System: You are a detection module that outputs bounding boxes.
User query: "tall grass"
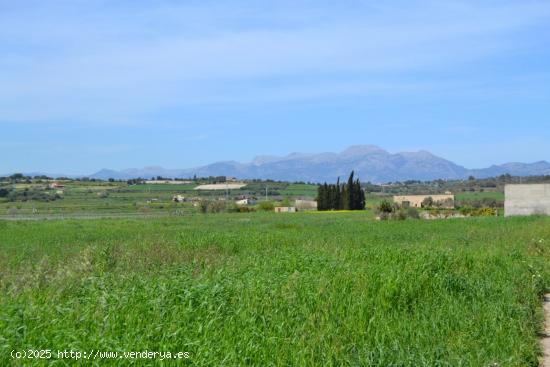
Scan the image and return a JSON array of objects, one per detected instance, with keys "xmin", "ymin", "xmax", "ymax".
[{"xmin": 0, "ymin": 214, "xmax": 549, "ymax": 366}]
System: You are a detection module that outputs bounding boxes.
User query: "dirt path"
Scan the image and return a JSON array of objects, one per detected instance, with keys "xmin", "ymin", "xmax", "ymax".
[{"xmin": 542, "ymin": 294, "xmax": 550, "ymax": 367}]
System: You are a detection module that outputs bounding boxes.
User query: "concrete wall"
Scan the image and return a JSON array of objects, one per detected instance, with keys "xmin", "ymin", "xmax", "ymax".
[
  {"xmin": 505, "ymin": 184, "xmax": 550, "ymax": 216},
  {"xmin": 295, "ymin": 199, "xmax": 318, "ymax": 210},
  {"xmin": 274, "ymin": 206, "xmax": 296, "ymax": 213}
]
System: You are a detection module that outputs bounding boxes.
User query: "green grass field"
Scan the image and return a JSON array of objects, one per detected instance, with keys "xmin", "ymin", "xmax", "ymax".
[
  {"xmin": 455, "ymin": 191, "xmax": 504, "ymax": 201},
  {"xmin": 1, "ymin": 214, "xmax": 549, "ymax": 366},
  {"xmin": 124, "ymin": 183, "xmax": 198, "ymax": 191},
  {"xmin": 279, "ymin": 183, "xmax": 318, "ymax": 197},
  {"xmin": 0, "ymin": 181, "xmax": 321, "ymax": 218}
]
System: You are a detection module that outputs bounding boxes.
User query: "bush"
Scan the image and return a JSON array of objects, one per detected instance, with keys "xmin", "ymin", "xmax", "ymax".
[
  {"xmin": 208, "ymin": 201, "xmax": 226, "ymax": 213},
  {"xmin": 459, "ymin": 206, "xmax": 474, "ymax": 216},
  {"xmin": 280, "ymin": 197, "xmax": 292, "ymax": 207},
  {"xmin": 393, "ymin": 209, "xmax": 407, "ymax": 220},
  {"xmin": 198, "ymin": 200, "xmax": 227, "ymax": 214},
  {"xmin": 459, "ymin": 206, "xmax": 496, "ymax": 217},
  {"xmin": 378, "ymin": 206, "xmax": 419, "ymax": 221},
  {"xmin": 258, "ymin": 201, "xmax": 275, "ymax": 212},
  {"xmin": 421, "ymin": 196, "xmax": 434, "ymax": 208},
  {"xmin": 6, "ymin": 188, "xmax": 61, "ymax": 202},
  {"xmin": 238, "ymin": 206, "xmax": 255, "ymax": 213},
  {"xmin": 473, "ymin": 207, "xmax": 496, "ymax": 217},
  {"xmin": 406, "ymin": 207, "xmax": 420, "ymax": 219},
  {"xmin": 457, "ymin": 198, "xmax": 502, "ymax": 209},
  {"xmin": 198, "ymin": 200, "xmax": 209, "ymax": 213},
  {"xmin": 377, "ymin": 199, "xmax": 394, "ymax": 214}
]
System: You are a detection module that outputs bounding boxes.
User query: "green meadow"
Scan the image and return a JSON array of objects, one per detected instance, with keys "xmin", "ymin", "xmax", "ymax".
[
  {"xmin": 1, "ymin": 213, "xmax": 549, "ymax": 366},
  {"xmin": 0, "ymin": 181, "xmax": 322, "ymax": 218},
  {"xmin": 455, "ymin": 191, "xmax": 505, "ymax": 201}
]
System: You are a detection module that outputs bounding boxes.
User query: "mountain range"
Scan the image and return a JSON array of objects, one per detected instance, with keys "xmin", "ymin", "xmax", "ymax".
[{"xmin": 84, "ymin": 145, "xmax": 550, "ymax": 183}]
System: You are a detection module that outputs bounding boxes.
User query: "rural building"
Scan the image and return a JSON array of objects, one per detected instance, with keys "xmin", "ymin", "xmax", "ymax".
[
  {"xmin": 235, "ymin": 198, "xmax": 256, "ymax": 206},
  {"xmin": 274, "ymin": 206, "xmax": 296, "ymax": 213},
  {"xmin": 49, "ymin": 182, "xmax": 65, "ymax": 189},
  {"xmin": 505, "ymin": 184, "xmax": 550, "ymax": 216},
  {"xmin": 295, "ymin": 199, "xmax": 318, "ymax": 211},
  {"xmin": 172, "ymin": 195, "xmax": 185, "ymax": 202},
  {"xmin": 393, "ymin": 194, "xmax": 454, "ymax": 208}
]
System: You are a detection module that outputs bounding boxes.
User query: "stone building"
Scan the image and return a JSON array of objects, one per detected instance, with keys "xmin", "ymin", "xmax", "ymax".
[{"xmin": 393, "ymin": 194, "xmax": 454, "ymax": 208}]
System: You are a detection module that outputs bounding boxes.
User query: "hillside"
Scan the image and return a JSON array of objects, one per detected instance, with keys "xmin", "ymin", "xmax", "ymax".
[{"xmin": 88, "ymin": 145, "xmax": 550, "ymax": 183}]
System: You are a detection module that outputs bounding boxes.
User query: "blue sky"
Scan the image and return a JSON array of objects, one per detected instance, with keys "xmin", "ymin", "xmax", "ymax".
[{"xmin": 1, "ymin": 0, "xmax": 550, "ymax": 175}]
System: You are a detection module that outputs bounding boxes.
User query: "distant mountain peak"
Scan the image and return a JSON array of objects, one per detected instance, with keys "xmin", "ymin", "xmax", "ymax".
[
  {"xmin": 252, "ymin": 155, "xmax": 281, "ymax": 165},
  {"xmin": 341, "ymin": 145, "xmax": 387, "ymax": 156},
  {"xmin": 397, "ymin": 150, "xmax": 437, "ymax": 158},
  {"xmin": 85, "ymin": 145, "xmax": 550, "ymax": 183}
]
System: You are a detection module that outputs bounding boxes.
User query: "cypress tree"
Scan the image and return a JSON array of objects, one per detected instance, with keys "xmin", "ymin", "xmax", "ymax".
[
  {"xmin": 327, "ymin": 183, "xmax": 332, "ymax": 210},
  {"xmin": 317, "ymin": 183, "xmax": 326, "ymax": 210},
  {"xmin": 334, "ymin": 178, "xmax": 341, "ymax": 210},
  {"xmin": 319, "ymin": 172, "xmax": 366, "ymax": 211},
  {"xmin": 358, "ymin": 179, "xmax": 365, "ymax": 209},
  {"xmin": 323, "ymin": 183, "xmax": 329, "ymax": 210},
  {"xmin": 343, "ymin": 171, "xmax": 353, "ymax": 210},
  {"xmin": 341, "ymin": 186, "xmax": 348, "ymax": 210},
  {"xmin": 320, "ymin": 184, "xmax": 324, "ymax": 211}
]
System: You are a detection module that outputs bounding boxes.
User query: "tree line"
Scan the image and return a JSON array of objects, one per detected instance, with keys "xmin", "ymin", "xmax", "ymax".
[{"xmin": 317, "ymin": 171, "xmax": 365, "ymax": 210}]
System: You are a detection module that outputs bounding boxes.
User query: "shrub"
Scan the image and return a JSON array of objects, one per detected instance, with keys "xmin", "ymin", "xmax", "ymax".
[
  {"xmin": 406, "ymin": 207, "xmax": 420, "ymax": 219},
  {"xmin": 6, "ymin": 188, "xmax": 61, "ymax": 202},
  {"xmin": 258, "ymin": 201, "xmax": 275, "ymax": 211},
  {"xmin": 459, "ymin": 206, "xmax": 474, "ymax": 216},
  {"xmin": 379, "ymin": 208, "xmax": 419, "ymax": 221},
  {"xmin": 198, "ymin": 200, "xmax": 227, "ymax": 213},
  {"xmin": 208, "ymin": 201, "xmax": 226, "ymax": 213},
  {"xmin": 377, "ymin": 199, "xmax": 394, "ymax": 214},
  {"xmin": 238, "ymin": 206, "xmax": 255, "ymax": 213},
  {"xmin": 198, "ymin": 200, "xmax": 209, "ymax": 213},
  {"xmin": 459, "ymin": 206, "xmax": 496, "ymax": 217},
  {"xmin": 421, "ymin": 196, "xmax": 434, "ymax": 208},
  {"xmin": 393, "ymin": 209, "xmax": 407, "ymax": 220},
  {"xmin": 473, "ymin": 207, "xmax": 496, "ymax": 217},
  {"xmin": 280, "ymin": 197, "xmax": 292, "ymax": 207}
]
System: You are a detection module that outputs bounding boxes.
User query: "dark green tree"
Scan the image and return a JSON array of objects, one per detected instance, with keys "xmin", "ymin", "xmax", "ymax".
[
  {"xmin": 317, "ymin": 172, "xmax": 365, "ymax": 211},
  {"xmin": 334, "ymin": 178, "xmax": 341, "ymax": 209}
]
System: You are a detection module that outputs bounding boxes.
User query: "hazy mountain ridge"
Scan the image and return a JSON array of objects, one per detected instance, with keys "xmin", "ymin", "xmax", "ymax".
[{"xmin": 84, "ymin": 145, "xmax": 550, "ymax": 183}]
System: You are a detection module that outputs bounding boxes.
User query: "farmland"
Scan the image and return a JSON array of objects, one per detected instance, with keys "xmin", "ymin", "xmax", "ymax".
[
  {"xmin": 455, "ymin": 191, "xmax": 505, "ymax": 201},
  {"xmin": 1, "ymin": 174, "xmax": 532, "ymax": 219},
  {"xmin": 0, "ymin": 180, "xmax": 322, "ymax": 219},
  {"xmin": 1, "ymin": 213, "xmax": 549, "ymax": 366}
]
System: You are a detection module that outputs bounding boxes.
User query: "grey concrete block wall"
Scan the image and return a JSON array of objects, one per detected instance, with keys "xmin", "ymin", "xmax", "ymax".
[{"xmin": 505, "ymin": 184, "xmax": 550, "ymax": 216}]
